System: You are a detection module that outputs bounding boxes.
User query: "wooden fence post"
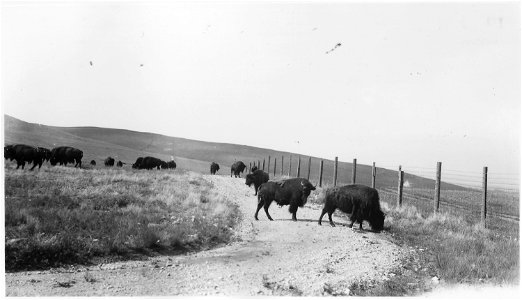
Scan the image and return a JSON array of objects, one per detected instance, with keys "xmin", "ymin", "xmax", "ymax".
[
  {"xmin": 297, "ymin": 156, "xmax": 301, "ymax": 177},
  {"xmin": 262, "ymin": 159, "xmax": 265, "ymax": 171},
  {"xmin": 333, "ymin": 156, "xmax": 338, "ymax": 186},
  {"xmin": 288, "ymin": 155, "xmax": 292, "ymax": 177},
  {"xmin": 482, "ymin": 166, "xmax": 488, "ymax": 228},
  {"xmin": 352, "ymin": 158, "xmax": 357, "ymax": 184},
  {"xmin": 319, "ymin": 160, "xmax": 324, "ymax": 187},
  {"xmin": 397, "ymin": 165, "xmax": 403, "ymax": 207},
  {"xmin": 307, "ymin": 157, "xmax": 312, "ymax": 180},
  {"xmin": 258, "ymin": 160, "xmax": 260, "ymax": 170},
  {"xmin": 281, "ymin": 156, "xmax": 284, "ymax": 176},
  {"xmin": 434, "ymin": 162, "xmax": 442, "ymax": 213},
  {"xmin": 267, "ymin": 156, "xmax": 271, "ymax": 174},
  {"xmin": 371, "ymin": 162, "xmax": 376, "ymax": 188},
  {"xmin": 249, "ymin": 162, "xmax": 252, "ymax": 173},
  {"xmin": 273, "ymin": 158, "xmax": 277, "ymax": 177}
]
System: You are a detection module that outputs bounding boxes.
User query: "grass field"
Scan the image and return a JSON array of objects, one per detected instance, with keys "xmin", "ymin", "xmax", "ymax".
[{"xmin": 4, "ymin": 166, "xmax": 241, "ymax": 271}]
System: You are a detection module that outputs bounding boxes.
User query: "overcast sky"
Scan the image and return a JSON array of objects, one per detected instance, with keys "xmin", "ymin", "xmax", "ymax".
[{"xmin": 1, "ymin": 1, "xmax": 520, "ymax": 185}]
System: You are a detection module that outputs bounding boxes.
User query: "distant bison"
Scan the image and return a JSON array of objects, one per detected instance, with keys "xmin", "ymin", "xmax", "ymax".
[
  {"xmin": 139, "ymin": 156, "xmax": 164, "ymax": 170},
  {"xmin": 4, "ymin": 144, "xmax": 46, "ymax": 170},
  {"xmin": 167, "ymin": 160, "xmax": 177, "ymax": 169},
  {"xmin": 50, "ymin": 146, "xmax": 83, "ymax": 168},
  {"xmin": 116, "ymin": 161, "xmax": 125, "ymax": 167},
  {"xmin": 90, "ymin": 160, "xmax": 96, "ymax": 166},
  {"xmin": 251, "ymin": 165, "xmax": 258, "ymax": 172},
  {"xmin": 255, "ymin": 178, "xmax": 316, "ymax": 221},
  {"xmin": 210, "ymin": 162, "xmax": 220, "ymax": 175},
  {"xmin": 132, "ymin": 157, "xmax": 143, "ymax": 169},
  {"xmin": 318, "ymin": 184, "xmax": 385, "ymax": 231},
  {"xmin": 245, "ymin": 169, "xmax": 269, "ymax": 195},
  {"xmin": 104, "ymin": 157, "xmax": 115, "ymax": 167},
  {"xmin": 230, "ymin": 161, "xmax": 247, "ymax": 178}
]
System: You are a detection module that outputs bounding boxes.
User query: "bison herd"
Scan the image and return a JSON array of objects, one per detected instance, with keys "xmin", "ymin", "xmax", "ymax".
[{"xmin": 5, "ymin": 147, "xmax": 385, "ymax": 231}]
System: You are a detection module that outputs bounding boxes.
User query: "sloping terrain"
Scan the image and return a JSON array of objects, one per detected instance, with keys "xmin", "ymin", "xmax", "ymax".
[{"xmin": 4, "ymin": 114, "xmax": 466, "ymax": 190}]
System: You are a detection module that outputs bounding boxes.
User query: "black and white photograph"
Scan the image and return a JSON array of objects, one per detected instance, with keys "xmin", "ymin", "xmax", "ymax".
[{"xmin": 1, "ymin": 0, "xmax": 520, "ymax": 297}]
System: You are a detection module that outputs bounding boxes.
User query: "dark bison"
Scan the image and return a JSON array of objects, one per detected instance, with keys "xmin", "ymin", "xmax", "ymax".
[
  {"xmin": 37, "ymin": 147, "xmax": 52, "ymax": 162},
  {"xmin": 318, "ymin": 184, "xmax": 385, "ymax": 231},
  {"xmin": 116, "ymin": 161, "xmax": 125, "ymax": 167},
  {"xmin": 167, "ymin": 160, "xmax": 177, "ymax": 169},
  {"xmin": 104, "ymin": 157, "xmax": 115, "ymax": 167},
  {"xmin": 210, "ymin": 162, "xmax": 220, "ymax": 174},
  {"xmin": 255, "ymin": 178, "xmax": 316, "ymax": 221},
  {"xmin": 245, "ymin": 169, "xmax": 269, "ymax": 195},
  {"xmin": 251, "ymin": 165, "xmax": 258, "ymax": 172},
  {"xmin": 50, "ymin": 146, "xmax": 83, "ymax": 168},
  {"xmin": 132, "ymin": 157, "xmax": 144, "ymax": 169},
  {"xmin": 139, "ymin": 156, "xmax": 164, "ymax": 170},
  {"xmin": 230, "ymin": 161, "xmax": 247, "ymax": 178},
  {"xmin": 90, "ymin": 160, "xmax": 96, "ymax": 166},
  {"xmin": 4, "ymin": 144, "xmax": 46, "ymax": 170}
]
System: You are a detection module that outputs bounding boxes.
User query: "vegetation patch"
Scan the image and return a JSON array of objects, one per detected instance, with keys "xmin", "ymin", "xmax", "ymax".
[{"xmin": 5, "ymin": 167, "xmax": 241, "ymax": 271}]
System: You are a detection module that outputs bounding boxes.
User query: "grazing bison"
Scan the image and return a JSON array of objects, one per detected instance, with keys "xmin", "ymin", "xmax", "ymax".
[
  {"xmin": 210, "ymin": 162, "xmax": 220, "ymax": 175},
  {"xmin": 132, "ymin": 157, "xmax": 144, "ymax": 169},
  {"xmin": 90, "ymin": 160, "xmax": 96, "ymax": 166},
  {"xmin": 245, "ymin": 169, "xmax": 269, "ymax": 195},
  {"xmin": 255, "ymin": 177, "xmax": 316, "ymax": 221},
  {"xmin": 167, "ymin": 160, "xmax": 177, "ymax": 169},
  {"xmin": 50, "ymin": 146, "xmax": 83, "ymax": 168},
  {"xmin": 104, "ymin": 157, "xmax": 115, "ymax": 167},
  {"xmin": 5, "ymin": 144, "xmax": 46, "ymax": 170},
  {"xmin": 138, "ymin": 156, "xmax": 164, "ymax": 170},
  {"xmin": 230, "ymin": 161, "xmax": 247, "ymax": 178},
  {"xmin": 318, "ymin": 184, "xmax": 385, "ymax": 231},
  {"xmin": 116, "ymin": 161, "xmax": 125, "ymax": 167}
]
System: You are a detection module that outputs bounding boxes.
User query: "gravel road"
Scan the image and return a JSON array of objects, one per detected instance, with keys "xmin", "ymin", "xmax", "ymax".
[{"xmin": 5, "ymin": 175, "xmax": 405, "ymax": 296}]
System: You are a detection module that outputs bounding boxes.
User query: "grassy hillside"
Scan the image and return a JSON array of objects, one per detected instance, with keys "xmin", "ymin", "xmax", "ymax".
[{"xmin": 4, "ymin": 114, "xmax": 465, "ymax": 190}]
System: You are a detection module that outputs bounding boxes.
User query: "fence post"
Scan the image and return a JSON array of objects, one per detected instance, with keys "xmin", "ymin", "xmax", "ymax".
[
  {"xmin": 397, "ymin": 165, "xmax": 403, "ymax": 207},
  {"xmin": 262, "ymin": 159, "xmax": 265, "ymax": 171},
  {"xmin": 288, "ymin": 155, "xmax": 292, "ymax": 177},
  {"xmin": 434, "ymin": 162, "xmax": 442, "ymax": 213},
  {"xmin": 482, "ymin": 166, "xmax": 488, "ymax": 228},
  {"xmin": 249, "ymin": 162, "xmax": 252, "ymax": 173},
  {"xmin": 307, "ymin": 157, "xmax": 312, "ymax": 180},
  {"xmin": 281, "ymin": 156, "xmax": 284, "ymax": 176},
  {"xmin": 319, "ymin": 160, "xmax": 324, "ymax": 187},
  {"xmin": 273, "ymin": 158, "xmax": 277, "ymax": 177},
  {"xmin": 333, "ymin": 156, "xmax": 338, "ymax": 186},
  {"xmin": 267, "ymin": 156, "xmax": 271, "ymax": 174},
  {"xmin": 352, "ymin": 158, "xmax": 357, "ymax": 184},
  {"xmin": 297, "ymin": 156, "xmax": 301, "ymax": 177},
  {"xmin": 371, "ymin": 162, "xmax": 376, "ymax": 188},
  {"xmin": 258, "ymin": 160, "xmax": 260, "ymax": 170}
]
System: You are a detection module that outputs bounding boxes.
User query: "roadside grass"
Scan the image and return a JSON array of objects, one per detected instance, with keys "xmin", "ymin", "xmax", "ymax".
[
  {"xmin": 5, "ymin": 167, "xmax": 241, "ymax": 271},
  {"xmin": 308, "ymin": 186, "xmax": 519, "ymax": 295}
]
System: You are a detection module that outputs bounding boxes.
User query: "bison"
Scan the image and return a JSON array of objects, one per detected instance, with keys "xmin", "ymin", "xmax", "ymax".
[
  {"xmin": 116, "ymin": 161, "xmax": 125, "ymax": 167},
  {"xmin": 318, "ymin": 184, "xmax": 385, "ymax": 231},
  {"xmin": 255, "ymin": 177, "xmax": 316, "ymax": 221},
  {"xmin": 138, "ymin": 156, "xmax": 164, "ymax": 170},
  {"xmin": 167, "ymin": 160, "xmax": 177, "ymax": 169},
  {"xmin": 104, "ymin": 157, "xmax": 115, "ymax": 167},
  {"xmin": 132, "ymin": 157, "xmax": 144, "ymax": 169},
  {"xmin": 90, "ymin": 160, "xmax": 96, "ymax": 166},
  {"xmin": 5, "ymin": 144, "xmax": 46, "ymax": 170},
  {"xmin": 251, "ymin": 165, "xmax": 258, "ymax": 172},
  {"xmin": 210, "ymin": 162, "xmax": 220, "ymax": 175},
  {"xmin": 230, "ymin": 161, "xmax": 247, "ymax": 178},
  {"xmin": 245, "ymin": 169, "xmax": 269, "ymax": 195},
  {"xmin": 37, "ymin": 147, "xmax": 52, "ymax": 162},
  {"xmin": 50, "ymin": 146, "xmax": 83, "ymax": 168}
]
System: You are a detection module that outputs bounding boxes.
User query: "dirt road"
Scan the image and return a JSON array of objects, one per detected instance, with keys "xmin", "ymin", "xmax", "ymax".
[{"xmin": 5, "ymin": 175, "xmax": 405, "ymax": 296}]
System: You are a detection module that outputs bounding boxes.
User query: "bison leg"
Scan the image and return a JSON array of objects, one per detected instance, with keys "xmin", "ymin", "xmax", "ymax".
[
  {"xmin": 318, "ymin": 209, "xmax": 327, "ymax": 225},
  {"xmin": 255, "ymin": 200, "xmax": 264, "ymax": 220},
  {"xmin": 254, "ymin": 185, "xmax": 258, "ymax": 196},
  {"xmin": 263, "ymin": 201, "xmax": 274, "ymax": 221},
  {"xmin": 328, "ymin": 211, "xmax": 336, "ymax": 227},
  {"xmin": 30, "ymin": 162, "xmax": 37, "ymax": 171},
  {"xmin": 289, "ymin": 205, "xmax": 298, "ymax": 221}
]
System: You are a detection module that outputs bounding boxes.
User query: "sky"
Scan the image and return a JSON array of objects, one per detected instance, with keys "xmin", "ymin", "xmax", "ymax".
[{"xmin": 1, "ymin": 0, "xmax": 520, "ymax": 187}]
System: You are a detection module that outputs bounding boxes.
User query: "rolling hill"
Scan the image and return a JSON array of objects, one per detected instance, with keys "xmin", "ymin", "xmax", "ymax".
[{"xmin": 3, "ymin": 114, "xmax": 466, "ymax": 190}]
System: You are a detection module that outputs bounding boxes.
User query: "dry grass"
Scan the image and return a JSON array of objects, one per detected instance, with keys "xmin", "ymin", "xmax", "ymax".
[{"xmin": 4, "ymin": 167, "xmax": 241, "ymax": 271}]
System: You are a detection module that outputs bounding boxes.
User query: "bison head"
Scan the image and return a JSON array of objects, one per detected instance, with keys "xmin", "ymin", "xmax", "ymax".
[
  {"xmin": 369, "ymin": 210, "xmax": 385, "ymax": 232},
  {"xmin": 251, "ymin": 166, "xmax": 258, "ymax": 172},
  {"xmin": 299, "ymin": 180, "xmax": 316, "ymax": 206},
  {"xmin": 245, "ymin": 174, "xmax": 255, "ymax": 186}
]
